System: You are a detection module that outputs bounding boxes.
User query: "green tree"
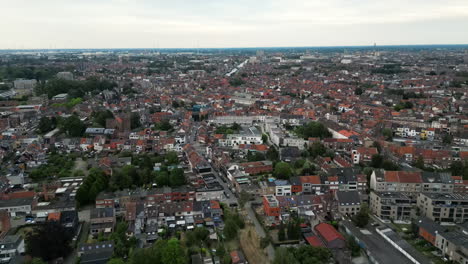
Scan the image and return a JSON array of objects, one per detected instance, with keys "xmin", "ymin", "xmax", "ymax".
[
  {"xmin": 382, "ymin": 128, "xmax": 393, "ymax": 141},
  {"xmin": 223, "ymin": 219, "xmax": 239, "ymax": 241},
  {"xmin": 155, "ymin": 120, "xmax": 173, "ymax": 131},
  {"xmin": 58, "ymin": 114, "xmax": 86, "ymax": 137},
  {"xmin": 266, "ymin": 146, "xmax": 279, "ymax": 161},
  {"xmin": 414, "ymin": 156, "xmax": 425, "ymax": 170},
  {"xmin": 370, "ymin": 154, "xmax": 383, "ymax": 168},
  {"xmin": 247, "ymin": 151, "xmax": 265, "ymax": 162},
  {"xmin": 278, "ymin": 223, "xmax": 286, "ymax": 241},
  {"xmin": 238, "ymin": 190, "xmax": 252, "ymax": 208},
  {"xmin": 26, "ymin": 222, "xmax": 72, "ymax": 261},
  {"xmin": 92, "ymin": 110, "xmax": 114, "ymax": 127},
  {"xmin": 294, "ymin": 122, "xmax": 331, "ymax": 139},
  {"xmin": 130, "ymin": 112, "xmax": 141, "ymax": 129},
  {"xmin": 274, "ymin": 162, "xmax": 293, "ymax": 179},
  {"xmin": 162, "ymin": 239, "xmax": 187, "ymax": 264},
  {"xmin": 308, "ymin": 142, "xmax": 326, "ymax": 157},
  {"xmin": 37, "ymin": 117, "xmax": 56, "ymax": 134},
  {"xmin": 169, "ymin": 168, "xmax": 186, "ymax": 187},
  {"xmin": 273, "ymin": 248, "xmax": 299, "ymax": 264},
  {"xmin": 355, "ymin": 87, "xmax": 363, "ymax": 95},
  {"xmin": 262, "ymin": 133, "xmax": 269, "ymax": 143},
  {"xmin": 353, "ymin": 204, "xmax": 370, "ymax": 228}
]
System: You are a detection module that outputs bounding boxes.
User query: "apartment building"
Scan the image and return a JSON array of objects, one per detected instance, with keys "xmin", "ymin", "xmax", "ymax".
[
  {"xmin": 417, "ymin": 193, "xmax": 468, "ymax": 223},
  {"xmin": 370, "ymin": 169, "xmax": 454, "ymax": 193},
  {"xmin": 369, "ymin": 191, "xmax": 415, "ymax": 221}
]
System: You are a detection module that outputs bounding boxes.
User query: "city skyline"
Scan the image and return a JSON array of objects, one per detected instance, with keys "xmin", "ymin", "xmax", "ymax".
[{"xmin": 1, "ymin": 0, "xmax": 468, "ymax": 49}]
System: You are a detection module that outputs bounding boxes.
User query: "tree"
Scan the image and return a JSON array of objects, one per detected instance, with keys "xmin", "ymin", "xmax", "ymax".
[
  {"xmin": 26, "ymin": 222, "xmax": 72, "ymax": 261},
  {"xmin": 130, "ymin": 112, "xmax": 141, "ymax": 129},
  {"xmin": 355, "ymin": 87, "xmax": 363, "ymax": 95},
  {"xmin": 382, "ymin": 128, "xmax": 393, "ymax": 141},
  {"xmin": 169, "ymin": 168, "xmax": 186, "ymax": 187},
  {"xmin": 247, "ymin": 151, "xmax": 265, "ymax": 162},
  {"xmin": 58, "ymin": 114, "xmax": 86, "ymax": 137},
  {"xmin": 155, "ymin": 120, "xmax": 173, "ymax": 131},
  {"xmin": 166, "ymin": 151, "xmax": 179, "ymax": 165},
  {"xmin": 274, "ymin": 162, "xmax": 293, "ymax": 179},
  {"xmin": 294, "ymin": 246, "xmax": 332, "ymax": 263},
  {"xmin": 266, "ymin": 146, "xmax": 279, "ymax": 161},
  {"xmin": 262, "ymin": 133, "xmax": 269, "ymax": 143},
  {"xmin": 294, "ymin": 122, "xmax": 331, "ymax": 139},
  {"xmin": 92, "ymin": 110, "xmax": 114, "ymax": 127},
  {"xmin": 278, "ymin": 223, "xmax": 286, "ymax": 241},
  {"xmin": 37, "ymin": 117, "xmax": 56, "ymax": 134},
  {"xmin": 238, "ymin": 190, "xmax": 252, "ymax": 208},
  {"xmin": 443, "ymin": 134, "xmax": 453, "ymax": 144},
  {"xmin": 353, "ymin": 205, "xmax": 370, "ymax": 228},
  {"xmin": 223, "ymin": 219, "xmax": 239, "ymax": 241},
  {"xmin": 347, "ymin": 236, "xmax": 361, "ymax": 257},
  {"xmin": 414, "ymin": 156, "xmax": 425, "ymax": 170},
  {"xmin": 309, "ymin": 142, "xmax": 326, "ymax": 157},
  {"xmin": 273, "ymin": 248, "xmax": 299, "ymax": 264},
  {"xmin": 370, "ymin": 154, "xmax": 383, "ymax": 168},
  {"xmin": 162, "ymin": 239, "xmax": 187, "ymax": 264},
  {"xmin": 286, "ymin": 219, "xmax": 301, "ymax": 240}
]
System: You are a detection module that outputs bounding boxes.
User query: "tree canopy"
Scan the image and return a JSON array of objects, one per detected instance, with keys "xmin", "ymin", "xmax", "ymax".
[
  {"xmin": 295, "ymin": 122, "xmax": 331, "ymax": 139},
  {"xmin": 274, "ymin": 162, "xmax": 293, "ymax": 179},
  {"xmin": 26, "ymin": 221, "xmax": 73, "ymax": 261}
]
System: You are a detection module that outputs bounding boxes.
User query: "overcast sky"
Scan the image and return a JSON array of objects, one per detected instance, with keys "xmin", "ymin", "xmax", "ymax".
[{"xmin": 1, "ymin": 0, "xmax": 468, "ymax": 49}]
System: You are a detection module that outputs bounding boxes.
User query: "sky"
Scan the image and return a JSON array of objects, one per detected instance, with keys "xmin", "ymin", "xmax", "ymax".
[{"xmin": 1, "ymin": 0, "xmax": 468, "ymax": 49}]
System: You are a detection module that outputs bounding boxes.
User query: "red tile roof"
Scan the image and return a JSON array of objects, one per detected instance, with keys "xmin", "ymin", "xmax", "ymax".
[
  {"xmin": 305, "ymin": 234, "xmax": 325, "ymax": 247},
  {"xmin": 315, "ymin": 223, "xmax": 345, "ymax": 243}
]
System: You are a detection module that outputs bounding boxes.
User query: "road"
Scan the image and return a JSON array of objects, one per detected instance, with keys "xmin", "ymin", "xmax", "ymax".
[
  {"xmin": 341, "ymin": 220, "xmax": 414, "ymax": 264},
  {"xmin": 245, "ymin": 201, "xmax": 275, "ymax": 262},
  {"xmin": 189, "ymin": 122, "xmax": 238, "ymax": 205}
]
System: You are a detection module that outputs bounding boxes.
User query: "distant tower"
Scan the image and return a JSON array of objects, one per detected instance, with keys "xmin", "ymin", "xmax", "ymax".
[{"xmin": 373, "ymin": 43, "xmax": 377, "ymax": 56}]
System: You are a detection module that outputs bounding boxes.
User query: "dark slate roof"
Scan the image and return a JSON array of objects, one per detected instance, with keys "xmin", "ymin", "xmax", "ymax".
[{"xmin": 336, "ymin": 191, "xmax": 361, "ymax": 206}]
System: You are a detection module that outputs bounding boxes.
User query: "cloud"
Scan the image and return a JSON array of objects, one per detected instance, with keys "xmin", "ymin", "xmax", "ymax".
[{"xmin": 0, "ymin": 0, "xmax": 467, "ymax": 48}]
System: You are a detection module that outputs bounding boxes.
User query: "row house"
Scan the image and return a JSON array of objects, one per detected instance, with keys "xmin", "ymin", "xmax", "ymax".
[
  {"xmin": 323, "ymin": 138, "xmax": 354, "ymax": 152},
  {"xmin": 370, "ymin": 169, "xmax": 454, "ymax": 193}
]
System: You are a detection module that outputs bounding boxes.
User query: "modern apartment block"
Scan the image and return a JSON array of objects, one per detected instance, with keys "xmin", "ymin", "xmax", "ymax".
[
  {"xmin": 369, "ymin": 191, "xmax": 415, "ymax": 221},
  {"xmin": 417, "ymin": 193, "xmax": 468, "ymax": 223}
]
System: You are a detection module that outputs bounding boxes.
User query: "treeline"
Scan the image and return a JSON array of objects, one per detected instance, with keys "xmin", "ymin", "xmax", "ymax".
[
  {"xmin": 0, "ymin": 65, "xmax": 61, "ymax": 81},
  {"xmin": 76, "ymin": 152, "xmax": 185, "ymax": 206},
  {"xmin": 35, "ymin": 76, "xmax": 117, "ymax": 99}
]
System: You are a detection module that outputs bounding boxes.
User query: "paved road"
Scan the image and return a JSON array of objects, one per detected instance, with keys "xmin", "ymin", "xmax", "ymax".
[
  {"xmin": 245, "ymin": 201, "xmax": 275, "ymax": 262},
  {"xmin": 342, "ymin": 220, "xmax": 413, "ymax": 264}
]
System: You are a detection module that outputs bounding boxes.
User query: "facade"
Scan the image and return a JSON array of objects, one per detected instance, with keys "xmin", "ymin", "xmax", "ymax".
[
  {"xmin": 263, "ymin": 195, "xmax": 280, "ymax": 219},
  {"xmin": 90, "ymin": 208, "xmax": 116, "ymax": 236},
  {"xmin": 0, "ymin": 197, "xmax": 33, "ymax": 217},
  {"xmin": 336, "ymin": 191, "xmax": 361, "ymax": 216},
  {"xmin": 369, "ymin": 192, "xmax": 415, "ymax": 221},
  {"xmin": 370, "ymin": 170, "xmax": 454, "ymax": 193},
  {"xmin": 417, "ymin": 193, "xmax": 468, "ymax": 223}
]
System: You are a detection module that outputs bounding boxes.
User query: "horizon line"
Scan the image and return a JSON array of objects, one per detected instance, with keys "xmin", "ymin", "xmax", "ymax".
[{"xmin": 1, "ymin": 43, "xmax": 468, "ymax": 51}]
